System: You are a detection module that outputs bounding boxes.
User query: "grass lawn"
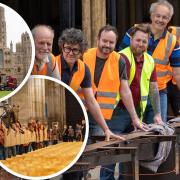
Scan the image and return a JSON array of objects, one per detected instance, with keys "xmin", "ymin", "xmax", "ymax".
[{"xmin": 0, "ymin": 91, "xmax": 12, "ymax": 98}]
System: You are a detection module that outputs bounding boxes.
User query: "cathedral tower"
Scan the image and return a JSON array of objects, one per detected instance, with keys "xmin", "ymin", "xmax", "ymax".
[{"xmin": 0, "ymin": 6, "xmax": 7, "ymax": 48}]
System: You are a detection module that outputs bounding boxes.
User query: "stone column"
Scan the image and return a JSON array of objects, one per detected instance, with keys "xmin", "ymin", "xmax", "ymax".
[
  {"xmin": 0, "ymin": 6, "xmax": 7, "ymax": 48},
  {"xmin": 11, "ymin": 78, "xmax": 66, "ymax": 127},
  {"xmin": 28, "ymin": 78, "xmax": 45, "ymax": 120},
  {"xmin": 45, "ymin": 80, "xmax": 66, "ymax": 130},
  {"xmin": 11, "ymin": 80, "xmax": 29, "ymax": 124},
  {"xmin": 28, "ymin": 78, "xmax": 35, "ymax": 118}
]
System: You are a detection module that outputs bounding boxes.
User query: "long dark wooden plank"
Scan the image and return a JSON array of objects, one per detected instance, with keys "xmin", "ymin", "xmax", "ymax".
[{"xmin": 85, "ymin": 131, "xmax": 152, "ymax": 153}]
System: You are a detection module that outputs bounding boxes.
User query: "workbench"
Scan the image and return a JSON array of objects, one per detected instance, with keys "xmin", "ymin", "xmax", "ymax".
[{"xmin": 68, "ymin": 130, "xmax": 178, "ymax": 180}]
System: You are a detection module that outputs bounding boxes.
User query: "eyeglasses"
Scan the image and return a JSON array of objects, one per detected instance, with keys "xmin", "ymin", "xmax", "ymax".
[{"xmin": 63, "ymin": 46, "xmax": 80, "ymax": 55}]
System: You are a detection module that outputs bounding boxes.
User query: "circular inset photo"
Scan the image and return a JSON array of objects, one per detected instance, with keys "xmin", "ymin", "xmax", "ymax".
[
  {"xmin": 0, "ymin": 3, "xmax": 35, "ymax": 101},
  {"xmin": 0, "ymin": 76, "xmax": 88, "ymax": 179}
]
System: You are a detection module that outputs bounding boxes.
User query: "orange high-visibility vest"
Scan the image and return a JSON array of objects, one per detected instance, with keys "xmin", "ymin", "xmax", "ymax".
[
  {"xmin": 152, "ymin": 31, "xmax": 176, "ymax": 90},
  {"xmin": 32, "ymin": 54, "xmax": 56, "ymax": 76},
  {"xmin": 168, "ymin": 26, "xmax": 180, "ymax": 44},
  {"xmin": 56, "ymin": 55, "xmax": 85, "ymax": 92},
  {"xmin": 168, "ymin": 26, "xmax": 180, "ymax": 85},
  {"xmin": 83, "ymin": 48, "xmax": 120, "ymax": 120}
]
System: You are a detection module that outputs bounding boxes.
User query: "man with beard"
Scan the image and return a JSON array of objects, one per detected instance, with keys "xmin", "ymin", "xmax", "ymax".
[
  {"xmin": 119, "ymin": 24, "xmax": 162, "ymax": 124},
  {"xmin": 118, "ymin": 0, "xmax": 180, "ymax": 123},
  {"xmin": 31, "ymin": 25, "xmax": 60, "ymax": 79},
  {"xmin": 83, "ymin": 25, "xmax": 147, "ymax": 138},
  {"xmin": 83, "ymin": 25, "xmax": 151, "ymax": 180}
]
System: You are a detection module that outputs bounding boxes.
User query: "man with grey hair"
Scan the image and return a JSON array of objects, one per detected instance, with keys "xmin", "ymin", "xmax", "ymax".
[
  {"xmin": 31, "ymin": 25, "xmax": 60, "ymax": 80},
  {"xmin": 56, "ymin": 28, "xmax": 88, "ymax": 84},
  {"xmin": 150, "ymin": 0, "xmax": 174, "ymax": 18},
  {"xmin": 119, "ymin": 0, "xmax": 180, "ymax": 124}
]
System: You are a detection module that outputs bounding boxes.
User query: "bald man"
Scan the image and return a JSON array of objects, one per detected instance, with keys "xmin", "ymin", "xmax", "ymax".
[{"xmin": 31, "ymin": 25, "xmax": 60, "ymax": 79}]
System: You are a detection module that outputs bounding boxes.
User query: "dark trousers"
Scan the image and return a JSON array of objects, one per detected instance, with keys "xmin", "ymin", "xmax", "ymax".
[{"xmin": 167, "ymin": 81, "xmax": 180, "ymax": 116}]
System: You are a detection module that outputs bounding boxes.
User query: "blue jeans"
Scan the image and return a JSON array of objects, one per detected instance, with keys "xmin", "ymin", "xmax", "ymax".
[
  {"xmin": 167, "ymin": 82, "xmax": 180, "ymax": 116},
  {"xmin": 100, "ymin": 107, "xmax": 132, "ymax": 180},
  {"xmin": 0, "ymin": 144, "xmax": 5, "ymax": 160},
  {"xmin": 4, "ymin": 147, "xmax": 8, "ymax": 159},
  {"xmin": 143, "ymin": 91, "xmax": 167, "ymax": 124},
  {"xmin": 4, "ymin": 146, "xmax": 16, "ymax": 158},
  {"xmin": 88, "ymin": 112, "xmax": 104, "ymax": 144},
  {"xmin": 88, "ymin": 107, "xmax": 132, "ymax": 138},
  {"xmin": 16, "ymin": 145, "xmax": 20, "ymax": 155},
  {"xmin": 28, "ymin": 143, "xmax": 33, "ymax": 152},
  {"xmin": 11, "ymin": 146, "xmax": 16, "ymax": 157},
  {"xmin": 160, "ymin": 91, "xmax": 167, "ymax": 122},
  {"xmin": 88, "ymin": 107, "xmax": 132, "ymax": 180}
]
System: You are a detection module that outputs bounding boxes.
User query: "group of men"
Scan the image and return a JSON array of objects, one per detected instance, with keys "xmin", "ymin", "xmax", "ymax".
[
  {"xmin": 62, "ymin": 123, "xmax": 84, "ymax": 142},
  {"xmin": 31, "ymin": 0, "xmax": 180, "ymax": 179},
  {"xmin": 0, "ymin": 115, "xmax": 50, "ymax": 160}
]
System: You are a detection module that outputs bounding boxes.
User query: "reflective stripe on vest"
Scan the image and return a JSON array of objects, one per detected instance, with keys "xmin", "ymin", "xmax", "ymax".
[
  {"xmin": 97, "ymin": 91, "xmax": 117, "ymax": 98},
  {"xmin": 120, "ymin": 47, "xmax": 154, "ymax": 120},
  {"xmin": 56, "ymin": 55, "xmax": 85, "ymax": 92},
  {"xmin": 141, "ymin": 95, "xmax": 148, "ymax": 101},
  {"xmin": 157, "ymin": 71, "xmax": 171, "ymax": 77},
  {"xmin": 83, "ymin": 48, "xmax": 120, "ymax": 120},
  {"xmin": 152, "ymin": 31, "xmax": 176, "ymax": 90},
  {"xmin": 154, "ymin": 33, "xmax": 173, "ymax": 66},
  {"xmin": 99, "ymin": 103, "xmax": 114, "ymax": 109},
  {"xmin": 98, "ymin": 91, "xmax": 117, "ymax": 110}
]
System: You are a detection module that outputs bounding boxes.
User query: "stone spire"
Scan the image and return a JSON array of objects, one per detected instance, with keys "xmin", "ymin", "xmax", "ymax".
[
  {"xmin": 0, "ymin": 6, "xmax": 7, "ymax": 47},
  {"xmin": 10, "ymin": 40, "xmax": 13, "ymax": 52}
]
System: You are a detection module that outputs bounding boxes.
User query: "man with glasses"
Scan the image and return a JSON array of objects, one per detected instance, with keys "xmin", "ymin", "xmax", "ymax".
[
  {"xmin": 57, "ymin": 27, "xmax": 125, "ymax": 180},
  {"xmin": 56, "ymin": 27, "xmax": 123, "ymax": 141},
  {"xmin": 31, "ymin": 25, "xmax": 60, "ymax": 80},
  {"xmin": 118, "ymin": 0, "xmax": 180, "ymax": 123}
]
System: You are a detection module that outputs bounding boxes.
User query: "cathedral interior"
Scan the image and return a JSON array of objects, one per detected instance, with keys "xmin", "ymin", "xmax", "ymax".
[
  {"xmin": 0, "ymin": 77, "xmax": 86, "ymax": 178},
  {"xmin": 1, "ymin": 77, "xmax": 85, "ymax": 131}
]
